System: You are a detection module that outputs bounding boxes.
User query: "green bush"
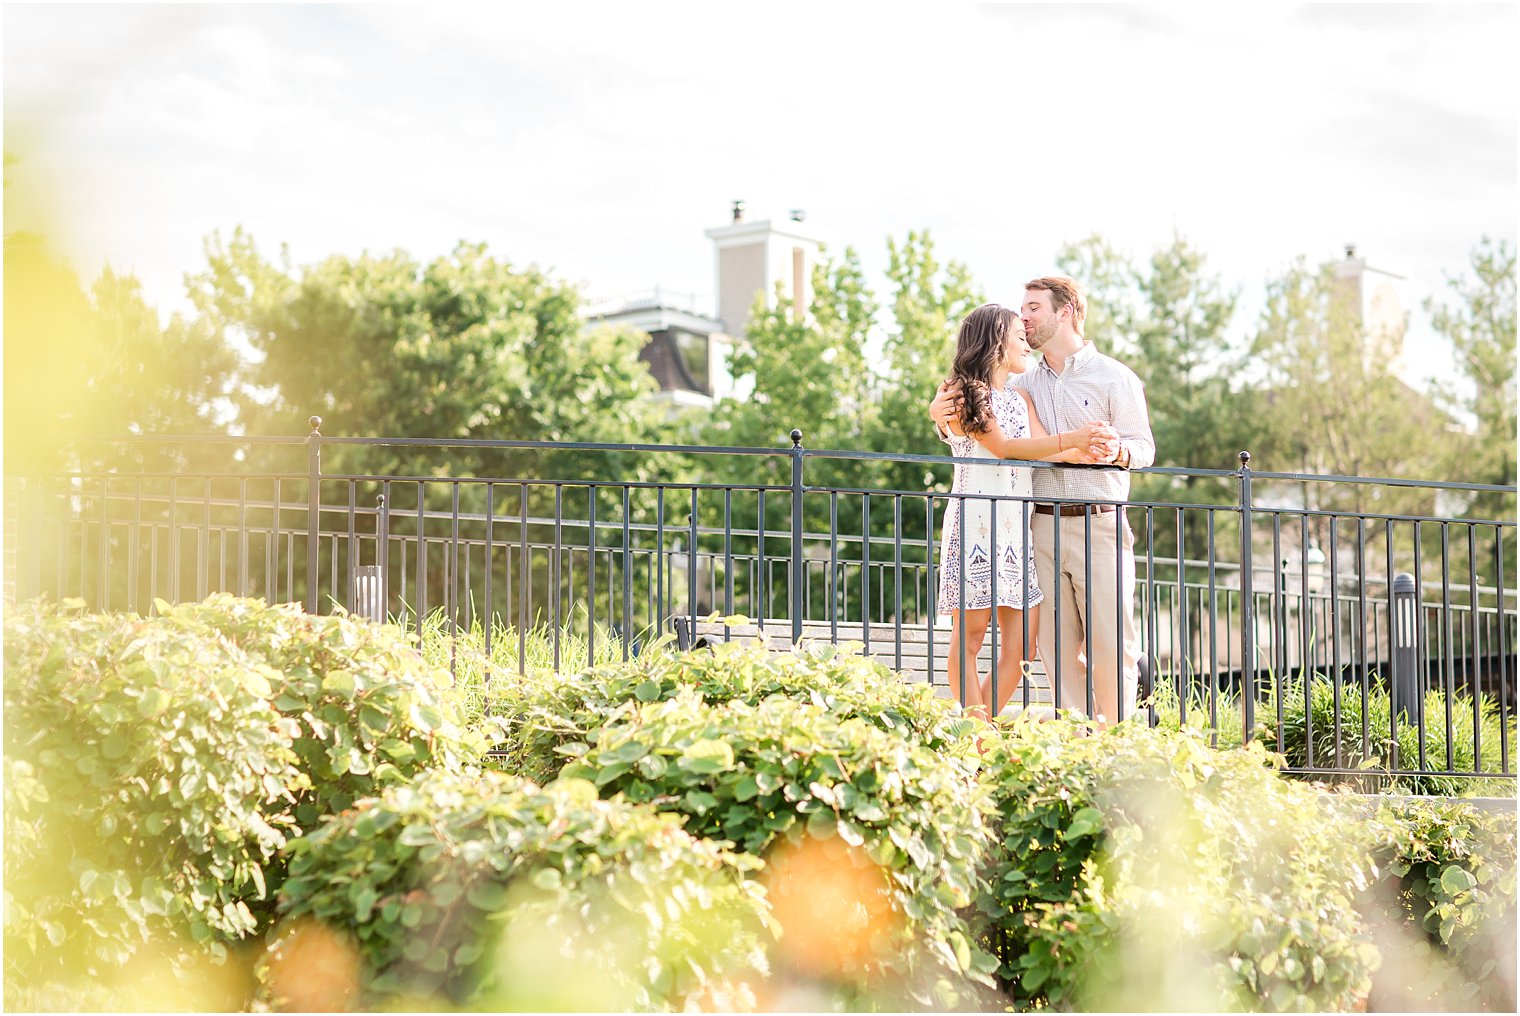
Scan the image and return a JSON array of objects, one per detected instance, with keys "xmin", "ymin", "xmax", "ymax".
[
  {"xmin": 412, "ymin": 607, "xmax": 633, "ymax": 726},
  {"xmin": 491, "ymin": 639, "xmax": 971, "ymax": 783},
  {"xmin": 1365, "ymin": 798, "xmax": 1517, "ymax": 1011},
  {"xmin": 271, "ymin": 768, "xmax": 772, "ymax": 1011},
  {"xmin": 559, "ymin": 688, "xmax": 997, "ymax": 1008},
  {"xmin": 1149, "ymin": 674, "xmax": 1516, "ymax": 796},
  {"xmin": 164, "ymin": 596, "xmax": 494, "ymax": 827},
  {"xmin": 4, "ymin": 599, "xmax": 305, "ymax": 997},
  {"xmin": 3, "ymin": 595, "xmax": 488, "ymax": 1001},
  {"xmin": 977, "ymin": 718, "xmax": 1388, "ymax": 1012}
]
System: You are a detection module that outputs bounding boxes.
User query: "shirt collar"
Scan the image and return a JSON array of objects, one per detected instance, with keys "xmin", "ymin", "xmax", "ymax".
[{"xmin": 1037, "ymin": 340, "xmax": 1097, "ymax": 377}]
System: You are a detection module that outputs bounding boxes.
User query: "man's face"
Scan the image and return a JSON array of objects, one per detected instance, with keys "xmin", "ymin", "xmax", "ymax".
[{"xmin": 1022, "ymin": 289, "xmax": 1060, "ymax": 350}]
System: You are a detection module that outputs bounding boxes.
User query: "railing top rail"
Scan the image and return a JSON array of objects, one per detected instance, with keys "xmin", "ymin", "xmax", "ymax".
[{"xmin": 1249, "ymin": 468, "xmax": 1517, "ymax": 494}]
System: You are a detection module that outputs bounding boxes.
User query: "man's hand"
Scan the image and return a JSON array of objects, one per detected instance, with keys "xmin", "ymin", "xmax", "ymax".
[
  {"xmin": 1069, "ymin": 421, "xmax": 1119, "ymax": 458},
  {"xmin": 1094, "ymin": 437, "xmax": 1126, "ymax": 465},
  {"xmin": 930, "ymin": 380, "xmax": 963, "ymax": 431}
]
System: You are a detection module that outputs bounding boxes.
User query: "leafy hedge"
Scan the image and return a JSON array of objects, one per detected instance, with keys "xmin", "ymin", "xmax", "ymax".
[
  {"xmin": 270, "ymin": 768, "xmax": 772, "ymax": 1011},
  {"xmin": 975, "ymin": 715, "xmax": 1517, "ymax": 1013},
  {"xmin": 6, "ymin": 598, "xmax": 1513, "ymax": 1012},
  {"xmin": 557, "ymin": 688, "xmax": 997, "ymax": 1007},
  {"xmin": 978, "ymin": 719, "xmax": 1389, "ymax": 1012},
  {"xmin": 1366, "ymin": 798, "xmax": 1517, "ymax": 1011},
  {"xmin": 2, "ymin": 596, "xmax": 486, "ymax": 1000},
  {"xmin": 489, "ymin": 638, "xmax": 971, "ymax": 782},
  {"xmin": 1149, "ymin": 674, "xmax": 1515, "ymax": 796}
]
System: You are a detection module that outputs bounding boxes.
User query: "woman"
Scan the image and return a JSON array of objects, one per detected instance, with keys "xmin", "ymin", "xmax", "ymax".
[{"xmin": 937, "ymin": 303, "xmax": 1114, "ymax": 721}]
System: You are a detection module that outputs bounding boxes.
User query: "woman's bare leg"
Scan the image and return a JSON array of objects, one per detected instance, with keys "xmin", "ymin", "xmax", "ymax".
[
  {"xmin": 947, "ymin": 609, "xmax": 991, "ymax": 720},
  {"xmin": 981, "ymin": 606, "xmax": 1040, "ymax": 717}
]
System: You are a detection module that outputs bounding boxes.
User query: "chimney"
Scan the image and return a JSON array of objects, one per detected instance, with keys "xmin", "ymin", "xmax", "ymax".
[{"xmin": 705, "ymin": 203, "xmax": 822, "ymax": 340}]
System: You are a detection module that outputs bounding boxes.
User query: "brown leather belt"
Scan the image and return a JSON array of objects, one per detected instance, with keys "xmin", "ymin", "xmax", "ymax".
[{"xmin": 1034, "ymin": 504, "xmax": 1117, "ymax": 517}]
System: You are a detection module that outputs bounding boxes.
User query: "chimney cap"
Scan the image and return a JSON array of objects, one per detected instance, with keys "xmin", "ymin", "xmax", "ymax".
[
  {"xmin": 789, "ymin": 208, "xmax": 806, "ymax": 222},
  {"xmin": 731, "ymin": 200, "xmax": 745, "ymax": 222},
  {"xmin": 1344, "ymin": 243, "xmax": 1358, "ymax": 259}
]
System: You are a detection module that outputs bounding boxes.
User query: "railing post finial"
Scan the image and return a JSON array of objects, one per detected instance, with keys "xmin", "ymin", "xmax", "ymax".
[
  {"xmin": 1239, "ymin": 450, "xmax": 1251, "ymax": 468},
  {"xmin": 309, "ymin": 415, "xmax": 323, "ymax": 436},
  {"xmin": 790, "ymin": 429, "xmax": 803, "ymax": 448}
]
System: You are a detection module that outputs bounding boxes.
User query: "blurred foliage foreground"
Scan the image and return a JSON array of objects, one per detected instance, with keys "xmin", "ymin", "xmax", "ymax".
[{"xmin": 4, "ymin": 597, "xmax": 1516, "ymax": 1012}]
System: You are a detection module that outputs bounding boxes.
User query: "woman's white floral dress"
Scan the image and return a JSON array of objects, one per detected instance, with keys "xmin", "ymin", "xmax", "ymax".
[{"xmin": 937, "ymin": 384, "xmax": 1043, "ymax": 614}]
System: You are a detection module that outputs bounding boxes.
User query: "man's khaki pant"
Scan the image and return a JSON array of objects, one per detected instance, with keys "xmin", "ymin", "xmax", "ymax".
[{"xmin": 1031, "ymin": 509, "xmax": 1140, "ymax": 724}]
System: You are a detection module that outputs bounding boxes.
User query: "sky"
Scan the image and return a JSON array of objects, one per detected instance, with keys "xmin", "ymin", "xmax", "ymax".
[{"xmin": 4, "ymin": 3, "xmax": 1517, "ymax": 390}]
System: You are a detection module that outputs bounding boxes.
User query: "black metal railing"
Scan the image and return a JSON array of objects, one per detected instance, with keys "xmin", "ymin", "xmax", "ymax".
[{"xmin": 5, "ymin": 421, "xmax": 1515, "ymax": 786}]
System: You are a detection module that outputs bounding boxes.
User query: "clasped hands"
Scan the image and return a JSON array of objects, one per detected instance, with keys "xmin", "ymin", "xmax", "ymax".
[{"xmin": 930, "ymin": 380, "xmax": 1122, "ymax": 463}]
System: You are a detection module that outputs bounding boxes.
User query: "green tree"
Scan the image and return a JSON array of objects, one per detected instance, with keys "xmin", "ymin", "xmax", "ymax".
[
  {"xmin": 1055, "ymin": 233, "xmax": 1140, "ymax": 357},
  {"xmin": 3, "ymin": 234, "xmax": 235, "ymax": 475},
  {"xmin": 1248, "ymin": 258, "xmax": 1453, "ymax": 526},
  {"xmin": 1425, "ymin": 237, "xmax": 1516, "ymax": 518},
  {"xmin": 871, "ymin": 230, "xmax": 983, "ymax": 492},
  {"xmin": 188, "ymin": 229, "xmax": 668, "ymax": 482},
  {"xmin": 708, "ymin": 247, "xmax": 877, "ymax": 459}
]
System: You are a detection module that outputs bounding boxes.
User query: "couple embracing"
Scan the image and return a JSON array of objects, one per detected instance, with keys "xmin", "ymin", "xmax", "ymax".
[{"xmin": 930, "ymin": 276, "xmax": 1154, "ymax": 729}]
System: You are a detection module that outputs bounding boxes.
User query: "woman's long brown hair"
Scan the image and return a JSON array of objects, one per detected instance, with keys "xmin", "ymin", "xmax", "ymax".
[{"xmin": 948, "ymin": 303, "xmax": 1019, "ymax": 437}]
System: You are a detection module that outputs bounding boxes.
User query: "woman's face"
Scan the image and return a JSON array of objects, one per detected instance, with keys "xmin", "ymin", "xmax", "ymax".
[{"xmin": 1003, "ymin": 319, "xmax": 1033, "ymax": 374}]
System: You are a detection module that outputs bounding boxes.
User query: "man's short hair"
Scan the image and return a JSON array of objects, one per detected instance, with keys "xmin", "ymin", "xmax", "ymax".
[{"xmin": 1026, "ymin": 275, "xmax": 1087, "ymax": 335}]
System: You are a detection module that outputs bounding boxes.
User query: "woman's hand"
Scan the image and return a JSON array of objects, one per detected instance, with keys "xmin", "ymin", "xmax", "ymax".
[{"xmin": 1063, "ymin": 421, "xmax": 1119, "ymax": 457}]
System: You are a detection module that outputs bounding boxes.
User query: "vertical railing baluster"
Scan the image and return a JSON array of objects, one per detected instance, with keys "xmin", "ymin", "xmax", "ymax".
[
  {"xmin": 1467, "ymin": 525, "xmax": 1482, "ymax": 774},
  {"xmin": 306, "ymin": 416, "xmax": 322, "ymax": 613},
  {"xmin": 520, "ymin": 484, "xmax": 530, "ymax": 674},
  {"xmin": 484, "ymin": 482, "xmax": 494, "ymax": 672},
  {"xmin": 1413, "ymin": 521, "xmax": 1426, "ymax": 771},
  {"xmin": 169, "ymin": 477, "xmax": 180, "ymax": 604},
  {"xmin": 1238, "ymin": 452, "xmax": 1255, "ymax": 740},
  {"xmin": 686, "ymin": 487, "xmax": 697, "ymax": 641},
  {"xmin": 1356, "ymin": 516, "xmax": 1369, "ymax": 765},
  {"xmin": 1299, "ymin": 513, "xmax": 1314, "ymax": 770},
  {"xmin": 723, "ymin": 488, "xmax": 734, "ymax": 640},
  {"xmin": 1441, "ymin": 523, "xmax": 1455, "ymax": 772},
  {"xmin": 347, "ymin": 481, "xmax": 358, "ymax": 611},
  {"xmin": 830, "ymin": 493, "xmax": 840, "ymax": 644},
  {"xmin": 130, "ymin": 477, "xmax": 142, "ymax": 613},
  {"xmin": 861, "ymin": 494, "xmax": 871, "ymax": 655},
  {"xmin": 1493, "ymin": 531, "xmax": 1511, "ymax": 775},
  {"xmin": 1330, "ymin": 515, "xmax": 1342, "ymax": 769},
  {"xmin": 893, "ymin": 494, "xmax": 904, "ymax": 674},
  {"xmin": 553, "ymin": 485, "xmax": 564, "ymax": 670},
  {"xmin": 99, "ymin": 477, "xmax": 110, "ymax": 610},
  {"xmin": 1206, "ymin": 509, "xmax": 1218, "ymax": 744},
  {"xmin": 589, "ymin": 487, "xmax": 599, "ymax": 664},
  {"xmin": 790, "ymin": 430, "xmax": 805, "ymax": 645},
  {"xmin": 622, "ymin": 485, "xmax": 634, "ymax": 660},
  {"xmin": 415, "ymin": 481, "xmax": 427, "ymax": 625},
  {"xmin": 757, "ymin": 489, "xmax": 767, "ymax": 627},
  {"xmin": 1386, "ymin": 519, "xmax": 1400, "ymax": 773}
]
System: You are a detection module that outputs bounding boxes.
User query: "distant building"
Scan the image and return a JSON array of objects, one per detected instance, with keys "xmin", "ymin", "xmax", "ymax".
[
  {"xmin": 583, "ymin": 201, "xmax": 823, "ymax": 408},
  {"xmin": 1330, "ymin": 243, "xmax": 1413, "ymax": 383}
]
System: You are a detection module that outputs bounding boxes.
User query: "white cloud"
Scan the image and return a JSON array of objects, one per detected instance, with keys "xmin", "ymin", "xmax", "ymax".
[{"xmin": 3, "ymin": 0, "xmax": 1513, "ymax": 395}]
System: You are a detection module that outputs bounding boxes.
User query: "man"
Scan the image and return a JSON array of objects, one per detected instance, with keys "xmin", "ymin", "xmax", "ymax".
[{"xmin": 931, "ymin": 276, "xmax": 1154, "ymax": 726}]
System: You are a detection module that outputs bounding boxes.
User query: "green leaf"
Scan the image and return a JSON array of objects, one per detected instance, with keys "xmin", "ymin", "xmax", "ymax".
[
  {"xmin": 466, "ymin": 882, "xmax": 508, "ymax": 911},
  {"xmin": 321, "ymin": 670, "xmax": 357, "ymax": 700},
  {"xmin": 678, "ymin": 739, "xmax": 735, "ymax": 774},
  {"xmin": 1439, "ymin": 865, "xmax": 1477, "ymax": 895}
]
